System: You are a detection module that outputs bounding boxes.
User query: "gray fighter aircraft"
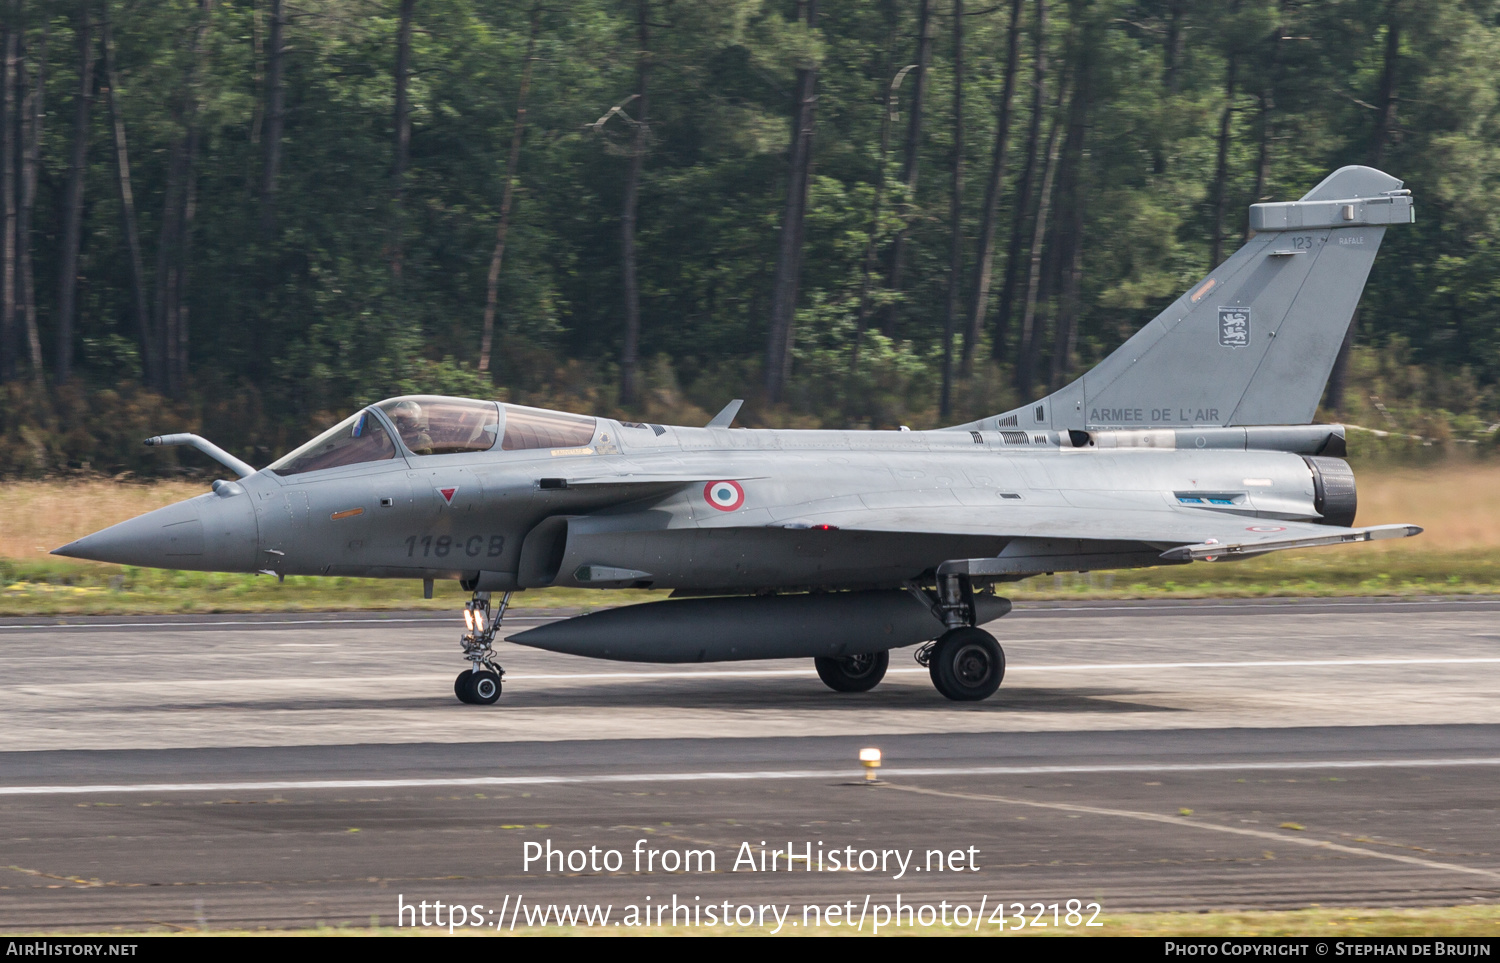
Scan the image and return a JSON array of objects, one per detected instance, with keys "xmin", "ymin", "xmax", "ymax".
[{"xmin": 55, "ymin": 166, "xmax": 1421, "ymax": 705}]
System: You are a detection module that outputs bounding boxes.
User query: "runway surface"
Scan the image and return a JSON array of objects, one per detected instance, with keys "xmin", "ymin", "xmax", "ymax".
[{"xmin": 2, "ymin": 597, "xmax": 1497, "ymax": 931}]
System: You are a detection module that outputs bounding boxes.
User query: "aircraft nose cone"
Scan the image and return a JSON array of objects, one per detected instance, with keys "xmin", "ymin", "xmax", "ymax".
[{"xmin": 52, "ymin": 490, "xmax": 259, "ymax": 572}]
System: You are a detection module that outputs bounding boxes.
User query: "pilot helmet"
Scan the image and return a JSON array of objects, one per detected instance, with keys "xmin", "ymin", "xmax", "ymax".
[{"xmin": 389, "ymin": 400, "xmax": 424, "ymax": 429}]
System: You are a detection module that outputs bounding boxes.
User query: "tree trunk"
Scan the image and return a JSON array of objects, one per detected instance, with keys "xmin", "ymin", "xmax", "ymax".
[
  {"xmin": 1, "ymin": 21, "xmax": 18, "ymax": 383},
  {"xmin": 161, "ymin": 0, "xmax": 212, "ymax": 396},
  {"xmin": 1208, "ymin": 2, "xmax": 1240, "ymax": 269},
  {"xmin": 56, "ymin": 4, "xmax": 95, "ymax": 387},
  {"xmin": 1249, "ymin": 0, "xmax": 1284, "ymax": 220},
  {"xmin": 1369, "ymin": 12, "xmax": 1400, "ymax": 168},
  {"xmin": 18, "ymin": 17, "xmax": 45, "ymax": 387},
  {"xmin": 1163, "ymin": 0, "xmax": 1185, "ymax": 94},
  {"xmin": 259, "ymin": 0, "xmax": 284, "ymax": 236},
  {"xmin": 994, "ymin": 0, "xmax": 1046, "ymax": 363},
  {"xmin": 619, "ymin": 0, "xmax": 650, "ymax": 406},
  {"xmin": 173, "ymin": 135, "xmax": 199, "ymax": 396},
  {"xmin": 1015, "ymin": 67, "xmax": 1068, "ymax": 398},
  {"xmin": 851, "ymin": 0, "xmax": 903, "ymax": 375},
  {"xmin": 881, "ymin": 0, "xmax": 932, "ymax": 338},
  {"xmin": 478, "ymin": 2, "xmax": 541, "ymax": 377},
  {"xmin": 102, "ymin": 11, "xmax": 154, "ymax": 390},
  {"xmin": 390, "ymin": 0, "xmax": 414, "ymax": 278},
  {"xmin": 964, "ymin": 0, "xmax": 1022, "ymax": 377},
  {"xmin": 153, "ymin": 15, "xmax": 203, "ymax": 404},
  {"xmin": 1152, "ymin": 0, "xmax": 1187, "ymax": 174},
  {"xmin": 1326, "ymin": 10, "xmax": 1400, "ymax": 414},
  {"xmin": 153, "ymin": 136, "xmax": 186, "ymax": 396},
  {"xmin": 939, "ymin": 0, "xmax": 963, "ymax": 418},
  {"xmin": 765, "ymin": 0, "xmax": 819, "ymax": 404},
  {"xmin": 1049, "ymin": 39, "xmax": 1092, "ymax": 392},
  {"xmin": 1050, "ymin": 235, "xmax": 1082, "ymax": 391}
]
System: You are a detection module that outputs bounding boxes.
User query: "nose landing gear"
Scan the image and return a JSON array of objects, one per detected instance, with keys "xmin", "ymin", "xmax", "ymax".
[
  {"xmin": 455, "ymin": 668, "xmax": 502, "ymax": 704},
  {"xmin": 455, "ymin": 590, "xmax": 508, "ymax": 705}
]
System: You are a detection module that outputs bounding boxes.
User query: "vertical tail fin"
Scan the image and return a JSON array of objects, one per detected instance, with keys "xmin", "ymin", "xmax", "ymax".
[{"xmin": 962, "ymin": 166, "xmax": 1414, "ymax": 432}]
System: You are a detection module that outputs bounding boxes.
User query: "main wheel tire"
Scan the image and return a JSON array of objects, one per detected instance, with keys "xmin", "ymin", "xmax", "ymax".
[
  {"xmin": 814, "ymin": 650, "xmax": 890, "ymax": 693},
  {"xmin": 928, "ymin": 628, "xmax": 1005, "ymax": 702},
  {"xmin": 470, "ymin": 670, "xmax": 502, "ymax": 705}
]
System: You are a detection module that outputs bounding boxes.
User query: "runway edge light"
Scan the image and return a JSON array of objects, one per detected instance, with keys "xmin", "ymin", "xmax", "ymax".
[{"xmin": 859, "ymin": 747, "xmax": 882, "ymax": 783}]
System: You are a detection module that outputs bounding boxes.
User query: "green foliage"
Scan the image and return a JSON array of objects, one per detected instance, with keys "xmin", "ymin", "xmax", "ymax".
[{"xmin": 0, "ymin": 0, "xmax": 1494, "ymax": 473}]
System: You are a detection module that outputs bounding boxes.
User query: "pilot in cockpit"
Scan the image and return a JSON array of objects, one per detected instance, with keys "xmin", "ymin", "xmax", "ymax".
[{"xmin": 388, "ymin": 399, "xmax": 433, "ymax": 455}]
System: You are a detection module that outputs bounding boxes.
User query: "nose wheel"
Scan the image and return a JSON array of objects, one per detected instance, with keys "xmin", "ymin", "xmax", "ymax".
[
  {"xmin": 455, "ymin": 668, "xmax": 502, "ymax": 705},
  {"xmin": 456, "ymin": 590, "xmax": 508, "ymax": 705}
]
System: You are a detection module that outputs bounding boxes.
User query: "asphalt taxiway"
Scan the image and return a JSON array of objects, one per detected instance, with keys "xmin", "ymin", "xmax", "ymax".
[{"xmin": 1, "ymin": 597, "xmax": 1497, "ymax": 931}]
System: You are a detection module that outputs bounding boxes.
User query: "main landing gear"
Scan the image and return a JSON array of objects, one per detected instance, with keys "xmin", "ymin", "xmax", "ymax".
[
  {"xmin": 810, "ymin": 575, "xmax": 1009, "ymax": 701},
  {"xmin": 455, "ymin": 590, "xmax": 509, "ymax": 705},
  {"xmin": 913, "ymin": 572, "xmax": 1007, "ymax": 702},
  {"xmin": 814, "ymin": 650, "xmax": 890, "ymax": 692},
  {"xmin": 917, "ymin": 627, "xmax": 1005, "ymax": 701}
]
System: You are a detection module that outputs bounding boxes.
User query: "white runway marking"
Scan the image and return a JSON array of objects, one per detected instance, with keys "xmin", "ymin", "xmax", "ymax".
[
  {"xmin": 883, "ymin": 783, "xmax": 1500, "ymax": 883},
  {"xmin": 0, "ymin": 617, "xmax": 464, "ymax": 630},
  {"xmin": 10, "ymin": 656, "xmax": 1494, "ymax": 692},
  {"xmin": 1005, "ymin": 656, "xmax": 1500, "ymax": 671},
  {"xmin": 1010, "ymin": 598, "xmax": 1500, "ymax": 613},
  {"xmin": 5, "ymin": 756, "xmax": 1499, "ymax": 797},
  {"xmin": 0, "ymin": 616, "xmax": 556, "ymax": 630}
]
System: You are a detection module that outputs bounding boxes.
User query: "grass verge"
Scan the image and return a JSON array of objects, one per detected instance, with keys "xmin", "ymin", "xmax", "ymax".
[
  {"xmin": 1, "ymin": 550, "xmax": 1498, "ymax": 616},
  {"xmin": 26, "ymin": 905, "xmax": 1500, "ymax": 936},
  {"xmin": 1, "ymin": 466, "xmax": 1496, "ymax": 615}
]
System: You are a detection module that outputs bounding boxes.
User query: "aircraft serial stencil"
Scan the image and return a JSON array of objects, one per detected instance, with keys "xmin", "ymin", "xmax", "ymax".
[{"xmin": 56, "ymin": 166, "xmax": 1420, "ymax": 705}]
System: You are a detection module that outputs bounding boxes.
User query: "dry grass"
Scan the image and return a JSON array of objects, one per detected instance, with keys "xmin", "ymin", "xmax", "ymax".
[
  {"xmin": 0, "ymin": 478, "xmax": 205, "ymax": 562},
  {"xmin": 1091, "ymin": 904, "xmax": 1500, "ymax": 937},
  {"xmin": 0, "ymin": 466, "xmax": 1495, "ymax": 614},
  {"xmin": 40, "ymin": 904, "xmax": 1500, "ymax": 936},
  {"xmin": 3, "ymin": 466, "xmax": 1498, "ymax": 563},
  {"xmin": 1355, "ymin": 463, "xmax": 1500, "ymax": 551}
]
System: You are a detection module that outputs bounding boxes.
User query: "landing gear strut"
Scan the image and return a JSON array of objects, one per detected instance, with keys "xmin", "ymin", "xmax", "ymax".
[
  {"xmin": 455, "ymin": 590, "xmax": 508, "ymax": 705},
  {"xmin": 912, "ymin": 571, "xmax": 1007, "ymax": 702}
]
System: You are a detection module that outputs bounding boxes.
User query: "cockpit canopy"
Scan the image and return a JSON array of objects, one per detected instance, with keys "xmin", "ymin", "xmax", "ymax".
[
  {"xmin": 498, "ymin": 404, "xmax": 597, "ymax": 451},
  {"xmin": 267, "ymin": 396, "xmax": 597, "ymax": 475},
  {"xmin": 379, "ymin": 396, "xmax": 501, "ymax": 456},
  {"xmin": 267, "ymin": 408, "xmax": 396, "ymax": 476}
]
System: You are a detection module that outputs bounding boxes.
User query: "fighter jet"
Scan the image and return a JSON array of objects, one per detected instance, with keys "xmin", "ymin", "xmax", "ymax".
[{"xmin": 55, "ymin": 166, "xmax": 1421, "ymax": 704}]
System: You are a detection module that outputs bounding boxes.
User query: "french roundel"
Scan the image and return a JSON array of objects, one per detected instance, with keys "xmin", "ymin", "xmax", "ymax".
[
  {"xmin": 1245, "ymin": 525, "xmax": 1287, "ymax": 533},
  {"xmin": 703, "ymin": 480, "xmax": 745, "ymax": 511}
]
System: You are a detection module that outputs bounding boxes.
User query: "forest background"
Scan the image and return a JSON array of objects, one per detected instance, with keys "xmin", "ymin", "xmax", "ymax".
[{"xmin": 0, "ymin": 0, "xmax": 1496, "ymax": 478}]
